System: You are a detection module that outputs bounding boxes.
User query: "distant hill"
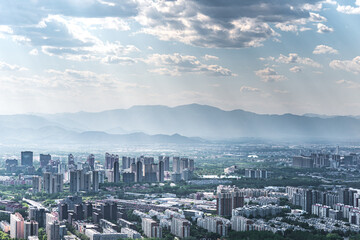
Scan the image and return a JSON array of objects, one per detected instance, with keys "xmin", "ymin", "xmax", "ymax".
[{"xmin": 2, "ymin": 104, "xmax": 360, "ymax": 144}]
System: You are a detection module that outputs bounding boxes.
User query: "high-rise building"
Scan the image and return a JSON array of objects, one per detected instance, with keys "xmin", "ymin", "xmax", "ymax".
[
  {"xmin": 84, "ymin": 202, "xmax": 93, "ymax": 219},
  {"xmin": 32, "ymin": 176, "xmax": 42, "ymax": 193},
  {"xmin": 87, "ymin": 154, "xmax": 95, "ymax": 170},
  {"xmin": 59, "ymin": 204, "xmax": 68, "ymax": 221},
  {"xmin": 110, "ymin": 202, "xmax": 118, "ymax": 221},
  {"xmin": 10, "ymin": 212, "xmax": 24, "ymax": 239},
  {"xmin": 24, "ymin": 220, "xmax": 38, "ymax": 239},
  {"xmin": 69, "ymin": 170, "xmax": 78, "ymax": 193},
  {"xmin": 105, "ymin": 153, "xmax": 119, "ymax": 170},
  {"xmin": 43, "ymin": 172, "xmax": 63, "ymax": 194},
  {"xmin": 171, "ymin": 217, "xmax": 190, "ymax": 238},
  {"xmin": 136, "ymin": 160, "xmax": 143, "ymax": 183},
  {"xmin": 92, "ymin": 171, "xmax": 99, "ymax": 192},
  {"xmin": 173, "ymin": 157, "xmax": 180, "ymax": 173},
  {"xmin": 122, "ymin": 156, "xmax": 131, "ymax": 170},
  {"xmin": 164, "ymin": 156, "xmax": 170, "ymax": 171},
  {"xmin": 40, "ymin": 154, "xmax": 51, "ymax": 168},
  {"xmin": 142, "ymin": 218, "xmax": 162, "ymax": 238},
  {"xmin": 21, "ymin": 151, "xmax": 33, "ymax": 166},
  {"xmin": 180, "ymin": 158, "xmax": 189, "ymax": 173},
  {"xmin": 43, "ymin": 172, "xmax": 52, "ymax": 194},
  {"xmin": 74, "ymin": 204, "xmax": 84, "ymax": 220},
  {"xmin": 101, "ymin": 203, "xmax": 111, "ymax": 220},
  {"xmin": 158, "ymin": 160, "xmax": 164, "ymax": 182},
  {"xmin": 123, "ymin": 172, "xmax": 135, "ymax": 184},
  {"xmin": 47, "ymin": 221, "xmax": 60, "ymax": 240},
  {"xmin": 216, "ymin": 186, "xmax": 244, "ymax": 216},
  {"xmin": 113, "ymin": 160, "xmax": 120, "ymax": 183},
  {"xmin": 189, "ymin": 159, "xmax": 194, "ymax": 172},
  {"xmin": 68, "ymin": 154, "xmax": 75, "ymax": 166}
]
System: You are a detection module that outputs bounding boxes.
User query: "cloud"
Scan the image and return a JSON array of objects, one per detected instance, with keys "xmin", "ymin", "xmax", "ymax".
[
  {"xmin": 0, "ymin": 61, "xmax": 28, "ymax": 71},
  {"xmin": 255, "ymin": 67, "xmax": 286, "ymax": 82},
  {"xmin": 317, "ymin": 23, "xmax": 333, "ymax": 33},
  {"xmin": 330, "ymin": 56, "xmax": 360, "ymax": 74},
  {"xmin": 313, "ymin": 45, "xmax": 338, "ymax": 54},
  {"xmin": 336, "ymin": 79, "xmax": 360, "ymax": 89},
  {"xmin": 240, "ymin": 86, "xmax": 261, "ymax": 93},
  {"xmin": 289, "ymin": 66, "xmax": 303, "ymax": 73},
  {"xmin": 29, "ymin": 49, "xmax": 39, "ymax": 56},
  {"xmin": 135, "ymin": 0, "xmax": 324, "ymax": 48},
  {"xmin": 264, "ymin": 53, "xmax": 322, "ymax": 68},
  {"xmin": 337, "ymin": 0, "xmax": 360, "ymax": 14},
  {"xmin": 203, "ymin": 55, "xmax": 219, "ymax": 61},
  {"xmin": 146, "ymin": 53, "xmax": 235, "ymax": 77}
]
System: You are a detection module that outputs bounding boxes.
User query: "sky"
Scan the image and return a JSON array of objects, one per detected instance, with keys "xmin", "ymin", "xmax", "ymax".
[{"xmin": 1, "ymin": 0, "xmax": 360, "ymax": 115}]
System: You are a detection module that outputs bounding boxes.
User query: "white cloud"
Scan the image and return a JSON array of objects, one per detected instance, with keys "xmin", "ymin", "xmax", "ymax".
[
  {"xmin": 317, "ymin": 23, "xmax": 334, "ymax": 33},
  {"xmin": 203, "ymin": 55, "xmax": 219, "ymax": 61},
  {"xmin": 313, "ymin": 45, "xmax": 338, "ymax": 54},
  {"xmin": 289, "ymin": 66, "xmax": 303, "ymax": 73},
  {"xmin": 146, "ymin": 53, "xmax": 235, "ymax": 77},
  {"xmin": 255, "ymin": 67, "xmax": 287, "ymax": 82},
  {"xmin": 265, "ymin": 53, "xmax": 322, "ymax": 68},
  {"xmin": 0, "ymin": 61, "xmax": 28, "ymax": 71},
  {"xmin": 135, "ymin": 0, "xmax": 324, "ymax": 48},
  {"xmin": 330, "ymin": 56, "xmax": 360, "ymax": 74},
  {"xmin": 29, "ymin": 49, "xmax": 39, "ymax": 56},
  {"xmin": 240, "ymin": 86, "xmax": 261, "ymax": 93},
  {"xmin": 337, "ymin": 0, "xmax": 360, "ymax": 14},
  {"xmin": 336, "ymin": 79, "xmax": 360, "ymax": 89}
]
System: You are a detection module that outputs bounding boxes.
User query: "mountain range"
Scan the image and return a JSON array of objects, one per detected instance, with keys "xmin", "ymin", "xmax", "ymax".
[{"xmin": 1, "ymin": 104, "xmax": 360, "ymax": 144}]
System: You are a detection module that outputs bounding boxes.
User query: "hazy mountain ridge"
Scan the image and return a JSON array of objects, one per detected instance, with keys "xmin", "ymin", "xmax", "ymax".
[{"xmin": 2, "ymin": 104, "xmax": 360, "ymax": 144}]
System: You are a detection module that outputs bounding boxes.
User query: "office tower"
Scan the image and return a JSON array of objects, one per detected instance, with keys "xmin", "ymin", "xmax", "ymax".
[
  {"xmin": 24, "ymin": 220, "xmax": 38, "ymax": 239},
  {"xmin": 59, "ymin": 204, "xmax": 68, "ymax": 221},
  {"xmin": 101, "ymin": 203, "xmax": 110, "ymax": 220},
  {"xmin": 216, "ymin": 186, "xmax": 244, "ymax": 216},
  {"xmin": 47, "ymin": 221, "xmax": 60, "ymax": 240},
  {"xmin": 136, "ymin": 160, "xmax": 143, "ymax": 182},
  {"xmin": 189, "ymin": 159, "xmax": 194, "ymax": 172},
  {"xmin": 171, "ymin": 218, "xmax": 190, "ymax": 238},
  {"xmin": 10, "ymin": 212, "xmax": 24, "ymax": 239},
  {"xmin": 122, "ymin": 172, "xmax": 135, "ymax": 184},
  {"xmin": 87, "ymin": 154, "xmax": 95, "ymax": 170},
  {"xmin": 21, "ymin": 151, "xmax": 33, "ymax": 166},
  {"xmin": 113, "ymin": 160, "xmax": 120, "ymax": 183},
  {"xmin": 40, "ymin": 154, "xmax": 51, "ymax": 168},
  {"xmin": 32, "ymin": 176, "xmax": 41, "ymax": 193},
  {"xmin": 173, "ymin": 157, "xmax": 180, "ymax": 173},
  {"xmin": 74, "ymin": 204, "xmax": 84, "ymax": 220},
  {"xmin": 68, "ymin": 154, "xmax": 75, "ymax": 165},
  {"xmin": 164, "ymin": 156, "xmax": 170, "ymax": 171},
  {"xmin": 158, "ymin": 160, "xmax": 164, "ymax": 182},
  {"xmin": 92, "ymin": 171, "xmax": 99, "ymax": 192},
  {"xmin": 142, "ymin": 218, "xmax": 162, "ymax": 238}
]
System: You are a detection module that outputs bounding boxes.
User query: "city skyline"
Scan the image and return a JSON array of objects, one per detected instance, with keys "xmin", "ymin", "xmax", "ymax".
[{"xmin": 1, "ymin": 0, "xmax": 360, "ymax": 115}]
